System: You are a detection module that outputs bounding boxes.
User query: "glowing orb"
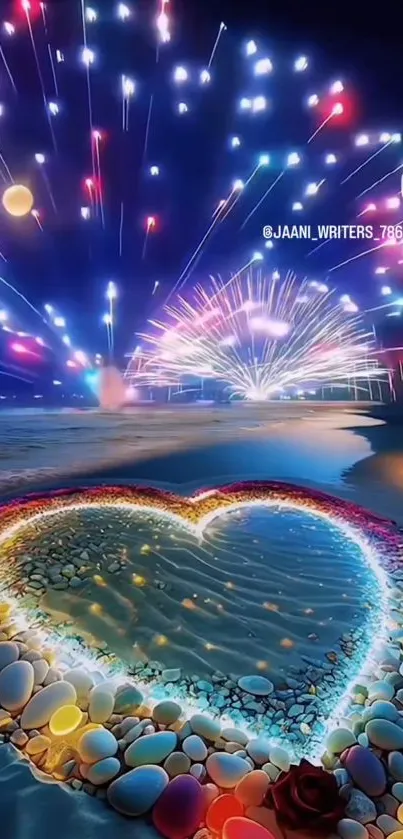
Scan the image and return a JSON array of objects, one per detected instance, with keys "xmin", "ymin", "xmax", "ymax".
[
  {"xmin": 49, "ymin": 704, "xmax": 82, "ymax": 736},
  {"xmin": 2, "ymin": 184, "xmax": 34, "ymax": 217}
]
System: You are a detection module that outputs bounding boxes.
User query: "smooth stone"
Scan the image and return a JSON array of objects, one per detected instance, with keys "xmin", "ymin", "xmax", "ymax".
[
  {"xmin": 268, "ymin": 746, "xmax": 290, "ymax": 772},
  {"xmin": 78, "ymin": 729, "xmax": 118, "ymax": 764},
  {"xmin": 107, "ymin": 765, "xmax": 168, "ymax": 816},
  {"xmin": 152, "ymin": 775, "xmax": 204, "ymax": 839},
  {"xmin": 337, "ymin": 819, "xmax": 369, "ymax": 839},
  {"xmin": 88, "ymin": 689, "xmax": 114, "ymax": 724},
  {"xmin": 221, "ymin": 728, "xmax": 249, "ymax": 747},
  {"xmin": 161, "ymin": 669, "xmax": 181, "ymax": 683},
  {"xmin": 163, "ymin": 751, "xmax": 191, "ymax": 777},
  {"xmin": 377, "ymin": 814, "xmax": 402, "ymax": 833},
  {"xmin": 0, "ymin": 661, "xmax": 34, "ymax": 712},
  {"xmin": 223, "ymin": 817, "xmax": 276, "ymax": 839},
  {"xmin": 386, "ymin": 834, "xmax": 403, "ymax": 839},
  {"xmin": 25, "ymin": 734, "xmax": 51, "ymax": 756},
  {"xmin": 247, "ymin": 738, "xmax": 271, "ymax": 766},
  {"xmin": 21, "ymin": 680, "xmax": 77, "ymax": 729},
  {"xmin": 327, "ymin": 728, "xmax": 357, "ymax": 754},
  {"xmin": 235, "ymin": 770, "xmax": 270, "ymax": 807},
  {"xmin": 346, "ymin": 790, "xmax": 377, "ymax": 824},
  {"xmin": 32, "ymin": 660, "xmax": 49, "ymax": 685},
  {"xmin": 182, "ymin": 735, "xmax": 208, "ymax": 762},
  {"xmin": 125, "ymin": 731, "xmax": 177, "ymax": 768},
  {"xmin": 237, "ymin": 676, "xmax": 274, "ymax": 697},
  {"xmin": 206, "ymin": 752, "xmax": 251, "ymax": 788},
  {"xmin": 366, "ymin": 720, "xmax": 403, "ymax": 751},
  {"xmin": 114, "ymin": 685, "xmax": 143, "ymax": 714},
  {"xmin": 190, "ymin": 714, "xmax": 221, "ymax": 741},
  {"xmin": 343, "ymin": 745, "xmax": 387, "ymax": 796},
  {"xmin": 153, "ymin": 701, "xmax": 182, "ymax": 725},
  {"xmin": 366, "ymin": 700, "xmax": 399, "ymax": 722},
  {"xmin": 368, "ymin": 681, "xmax": 394, "ymax": 702},
  {"xmin": 86, "ymin": 757, "xmax": 120, "ymax": 785},
  {"xmin": 63, "ymin": 668, "xmax": 94, "ymax": 698},
  {"xmin": 389, "ymin": 752, "xmax": 403, "ymax": 781},
  {"xmin": 0, "ymin": 642, "xmax": 19, "ymax": 671},
  {"xmin": 392, "ymin": 783, "xmax": 403, "ymax": 802},
  {"xmin": 367, "ymin": 828, "xmax": 384, "ymax": 839}
]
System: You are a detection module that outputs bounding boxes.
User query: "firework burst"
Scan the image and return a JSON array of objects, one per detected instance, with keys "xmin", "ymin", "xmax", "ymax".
[{"xmin": 126, "ymin": 270, "xmax": 386, "ymax": 400}]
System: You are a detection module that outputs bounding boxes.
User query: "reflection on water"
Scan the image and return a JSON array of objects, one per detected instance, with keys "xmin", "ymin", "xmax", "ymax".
[{"xmin": 8, "ymin": 504, "xmax": 381, "ymax": 684}]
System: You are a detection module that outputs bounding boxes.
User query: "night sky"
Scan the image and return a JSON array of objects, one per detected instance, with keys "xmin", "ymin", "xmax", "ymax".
[{"xmin": 0, "ymin": 0, "xmax": 402, "ymax": 393}]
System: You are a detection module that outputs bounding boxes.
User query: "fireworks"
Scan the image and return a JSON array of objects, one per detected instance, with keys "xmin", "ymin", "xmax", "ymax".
[
  {"xmin": 0, "ymin": 4, "xmax": 400, "ymax": 398},
  {"xmin": 127, "ymin": 271, "xmax": 385, "ymax": 400}
]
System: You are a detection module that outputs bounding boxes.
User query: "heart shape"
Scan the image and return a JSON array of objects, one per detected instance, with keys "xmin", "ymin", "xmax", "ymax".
[{"xmin": 0, "ymin": 481, "xmax": 399, "ymax": 758}]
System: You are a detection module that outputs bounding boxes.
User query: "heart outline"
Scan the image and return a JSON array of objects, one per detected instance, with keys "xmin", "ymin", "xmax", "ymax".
[{"xmin": 0, "ymin": 480, "xmax": 399, "ymax": 757}]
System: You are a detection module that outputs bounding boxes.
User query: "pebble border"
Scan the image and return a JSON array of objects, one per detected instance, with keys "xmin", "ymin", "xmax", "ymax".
[{"xmin": 0, "ymin": 482, "xmax": 401, "ymax": 839}]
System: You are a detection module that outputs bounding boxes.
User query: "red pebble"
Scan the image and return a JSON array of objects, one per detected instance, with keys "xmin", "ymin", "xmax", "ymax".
[
  {"xmin": 206, "ymin": 795, "xmax": 244, "ymax": 833},
  {"xmin": 223, "ymin": 817, "xmax": 277, "ymax": 839},
  {"xmin": 152, "ymin": 774, "xmax": 204, "ymax": 839}
]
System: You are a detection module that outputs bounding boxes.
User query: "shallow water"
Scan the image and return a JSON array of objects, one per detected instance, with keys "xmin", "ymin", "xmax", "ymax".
[{"xmin": 7, "ymin": 503, "xmax": 381, "ymax": 684}]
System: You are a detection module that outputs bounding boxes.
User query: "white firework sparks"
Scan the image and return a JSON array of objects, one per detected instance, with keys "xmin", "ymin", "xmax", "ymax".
[{"xmin": 126, "ymin": 270, "xmax": 387, "ymax": 400}]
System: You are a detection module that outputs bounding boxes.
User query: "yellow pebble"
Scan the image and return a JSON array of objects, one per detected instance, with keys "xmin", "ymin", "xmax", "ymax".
[
  {"xmin": 397, "ymin": 805, "xmax": 403, "ymax": 824},
  {"xmin": 387, "ymin": 833, "xmax": 403, "ymax": 839},
  {"xmin": 49, "ymin": 705, "xmax": 82, "ymax": 737}
]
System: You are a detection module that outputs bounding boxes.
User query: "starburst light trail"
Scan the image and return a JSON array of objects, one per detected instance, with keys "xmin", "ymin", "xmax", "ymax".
[{"xmin": 126, "ymin": 270, "xmax": 386, "ymax": 401}]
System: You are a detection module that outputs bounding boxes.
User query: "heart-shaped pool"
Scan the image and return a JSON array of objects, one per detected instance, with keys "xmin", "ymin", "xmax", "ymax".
[{"xmin": 0, "ymin": 481, "xmax": 398, "ymax": 757}]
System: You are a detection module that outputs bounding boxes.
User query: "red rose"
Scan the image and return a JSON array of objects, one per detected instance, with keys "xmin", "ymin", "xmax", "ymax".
[{"xmin": 265, "ymin": 759, "xmax": 345, "ymax": 834}]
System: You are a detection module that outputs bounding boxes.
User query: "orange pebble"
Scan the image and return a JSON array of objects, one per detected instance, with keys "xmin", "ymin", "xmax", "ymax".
[
  {"xmin": 206, "ymin": 795, "xmax": 244, "ymax": 834},
  {"xmin": 203, "ymin": 783, "xmax": 220, "ymax": 810},
  {"xmin": 235, "ymin": 770, "xmax": 270, "ymax": 807},
  {"xmin": 223, "ymin": 817, "xmax": 277, "ymax": 839}
]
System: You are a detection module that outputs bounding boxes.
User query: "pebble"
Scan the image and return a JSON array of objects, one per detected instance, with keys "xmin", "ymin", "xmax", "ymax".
[
  {"xmin": 78, "ymin": 729, "xmax": 118, "ymax": 764},
  {"xmin": 392, "ymin": 783, "xmax": 403, "ymax": 802},
  {"xmin": 86, "ymin": 757, "xmax": 121, "ymax": 785},
  {"xmin": 268, "ymin": 746, "xmax": 290, "ymax": 772},
  {"xmin": 88, "ymin": 688, "xmax": 114, "ymax": 724},
  {"xmin": 125, "ymin": 731, "xmax": 177, "ymax": 768},
  {"xmin": 25, "ymin": 735, "xmax": 51, "ymax": 756},
  {"xmin": 206, "ymin": 794, "xmax": 244, "ymax": 833},
  {"xmin": 206, "ymin": 752, "xmax": 251, "ymax": 788},
  {"xmin": 162, "ymin": 669, "xmax": 181, "ymax": 683},
  {"xmin": 163, "ymin": 751, "xmax": 191, "ymax": 777},
  {"xmin": 246, "ymin": 739, "xmax": 271, "ymax": 766},
  {"xmin": 10, "ymin": 729, "xmax": 29, "ymax": 747},
  {"xmin": 152, "ymin": 775, "xmax": 204, "ymax": 839},
  {"xmin": 366, "ymin": 701, "xmax": 399, "ymax": 723},
  {"xmin": 389, "ymin": 753, "xmax": 403, "ymax": 781},
  {"xmin": 376, "ymin": 815, "xmax": 403, "ymax": 834},
  {"xmin": 113, "ymin": 685, "xmax": 143, "ymax": 714},
  {"xmin": 366, "ymin": 720, "xmax": 403, "ymax": 751},
  {"xmin": 235, "ymin": 770, "xmax": 270, "ymax": 807},
  {"xmin": 237, "ymin": 676, "xmax": 274, "ymax": 697},
  {"xmin": 0, "ymin": 661, "xmax": 34, "ymax": 712},
  {"xmin": 32, "ymin": 659, "xmax": 49, "ymax": 685},
  {"xmin": 223, "ymin": 817, "xmax": 276, "ymax": 839},
  {"xmin": 346, "ymin": 790, "xmax": 377, "ymax": 824},
  {"xmin": 182, "ymin": 735, "xmax": 208, "ymax": 762},
  {"xmin": 343, "ymin": 745, "xmax": 387, "ymax": 796},
  {"xmin": 327, "ymin": 728, "xmax": 357, "ymax": 754},
  {"xmin": 63, "ymin": 669, "xmax": 94, "ymax": 698},
  {"xmin": 0, "ymin": 641, "xmax": 19, "ymax": 671},
  {"xmin": 190, "ymin": 763, "xmax": 206, "ymax": 781},
  {"xmin": 337, "ymin": 819, "xmax": 369, "ymax": 839},
  {"xmin": 107, "ymin": 765, "xmax": 168, "ymax": 816},
  {"xmin": 153, "ymin": 701, "xmax": 182, "ymax": 726},
  {"xmin": 221, "ymin": 728, "xmax": 249, "ymax": 747},
  {"xmin": 190, "ymin": 714, "xmax": 221, "ymax": 741},
  {"xmin": 21, "ymin": 680, "xmax": 77, "ymax": 729},
  {"xmin": 368, "ymin": 681, "xmax": 395, "ymax": 702}
]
